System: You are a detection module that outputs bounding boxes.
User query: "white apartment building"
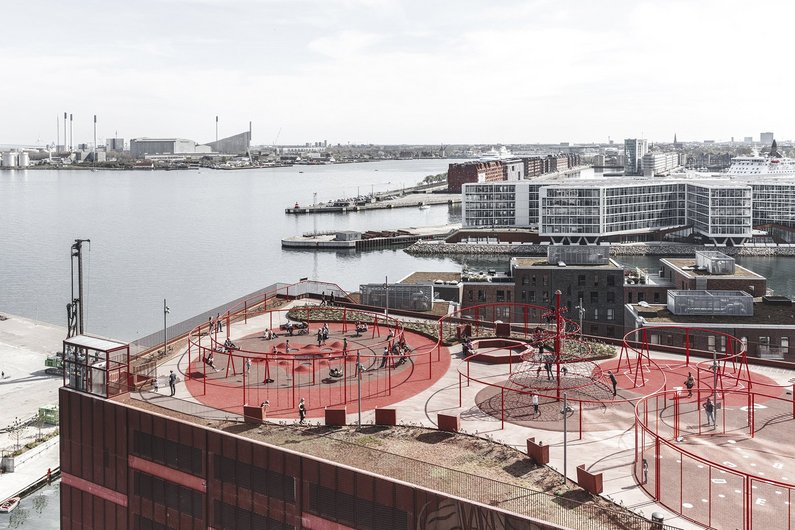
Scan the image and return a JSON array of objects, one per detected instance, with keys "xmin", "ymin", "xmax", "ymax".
[{"xmin": 641, "ymin": 152, "xmax": 681, "ymax": 176}]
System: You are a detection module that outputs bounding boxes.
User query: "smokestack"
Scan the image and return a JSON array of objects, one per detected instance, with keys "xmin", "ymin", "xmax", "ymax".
[
  {"xmin": 69, "ymin": 113, "xmax": 73, "ymax": 151},
  {"xmin": 63, "ymin": 112, "xmax": 67, "ymax": 153},
  {"xmin": 215, "ymin": 115, "xmax": 218, "ymax": 144},
  {"xmin": 93, "ymin": 115, "xmax": 97, "ymax": 162}
]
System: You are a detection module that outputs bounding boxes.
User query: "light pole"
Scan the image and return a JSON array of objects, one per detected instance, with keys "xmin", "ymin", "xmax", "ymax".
[
  {"xmin": 163, "ymin": 299, "xmax": 170, "ymax": 357},
  {"xmin": 575, "ymin": 297, "xmax": 584, "ymax": 337},
  {"xmin": 356, "ymin": 348, "xmax": 362, "ymax": 429},
  {"xmin": 561, "ymin": 392, "xmax": 573, "ymax": 486},
  {"xmin": 712, "ymin": 350, "xmax": 718, "ymax": 428},
  {"xmin": 384, "ymin": 276, "xmax": 389, "ymax": 319}
]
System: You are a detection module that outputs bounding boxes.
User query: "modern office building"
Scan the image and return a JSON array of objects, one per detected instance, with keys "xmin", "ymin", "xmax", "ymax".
[
  {"xmin": 761, "ymin": 132, "xmax": 775, "ymax": 144},
  {"xmin": 623, "ymin": 139, "xmax": 648, "ymax": 175},
  {"xmin": 462, "ymin": 176, "xmax": 795, "ymax": 245}
]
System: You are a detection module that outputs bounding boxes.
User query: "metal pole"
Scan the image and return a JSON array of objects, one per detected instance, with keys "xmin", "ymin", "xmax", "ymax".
[
  {"xmin": 578, "ymin": 297, "xmax": 583, "ymax": 337},
  {"xmin": 713, "ymin": 349, "xmax": 718, "ymax": 427},
  {"xmin": 163, "ymin": 299, "xmax": 169, "ymax": 358},
  {"xmin": 562, "ymin": 392, "xmax": 568, "ymax": 486},
  {"xmin": 357, "ymin": 348, "xmax": 362, "ymax": 429},
  {"xmin": 385, "ymin": 276, "xmax": 389, "ymax": 319}
]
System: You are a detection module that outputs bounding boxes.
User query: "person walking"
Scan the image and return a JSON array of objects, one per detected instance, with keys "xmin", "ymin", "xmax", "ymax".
[
  {"xmin": 642, "ymin": 459, "xmax": 649, "ymax": 484},
  {"xmin": 216, "ymin": 313, "xmax": 223, "ymax": 332},
  {"xmin": 244, "ymin": 358, "xmax": 251, "ymax": 375},
  {"xmin": 298, "ymin": 398, "xmax": 306, "ymax": 425},
  {"xmin": 608, "ymin": 370, "xmax": 618, "ymax": 397},
  {"xmin": 532, "ymin": 393, "xmax": 539, "ymax": 416},
  {"xmin": 285, "ymin": 339, "xmax": 290, "ymax": 352},
  {"xmin": 684, "ymin": 372, "xmax": 695, "ymax": 397},
  {"xmin": 168, "ymin": 370, "xmax": 177, "ymax": 396},
  {"xmin": 704, "ymin": 397, "xmax": 716, "ymax": 427},
  {"xmin": 342, "ymin": 337, "xmax": 348, "ymax": 355},
  {"xmin": 317, "ymin": 328, "xmax": 323, "ymax": 347}
]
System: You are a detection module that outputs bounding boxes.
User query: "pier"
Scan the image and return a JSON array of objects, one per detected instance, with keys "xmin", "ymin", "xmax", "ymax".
[
  {"xmin": 281, "ymin": 224, "xmax": 459, "ymax": 250},
  {"xmin": 285, "ymin": 182, "xmax": 459, "ymax": 214}
]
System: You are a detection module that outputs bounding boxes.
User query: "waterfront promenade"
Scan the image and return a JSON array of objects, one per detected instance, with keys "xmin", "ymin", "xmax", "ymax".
[{"xmin": 0, "ymin": 313, "xmax": 64, "ymax": 502}]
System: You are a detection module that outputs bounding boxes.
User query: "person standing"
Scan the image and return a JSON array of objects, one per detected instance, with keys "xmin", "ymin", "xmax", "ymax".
[
  {"xmin": 298, "ymin": 398, "xmax": 306, "ymax": 425},
  {"xmin": 244, "ymin": 358, "xmax": 251, "ymax": 374},
  {"xmin": 532, "ymin": 393, "xmax": 539, "ymax": 416},
  {"xmin": 216, "ymin": 313, "xmax": 223, "ymax": 332},
  {"xmin": 684, "ymin": 372, "xmax": 695, "ymax": 397},
  {"xmin": 342, "ymin": 337, "xmax": 348, "ymax": 355},
  {"xmin": 608, "ymin": 370, "xmax": 618, "ymax": 397},
  {"xmin": 285, "ymin": 339, "xmax": 290, "ymax": 353},
  {"xmin": 704, "ymin": 398, "xmax": 716, "ymax": 427},
  {"xmin": 380, "ymin": 346, "xmax": 389, "ymax": 368},
  {"xmin": 168, "ymin": 370, "xmax": 177, "ymax": 397},
  {"xmin": 317, "ymin": 328, "xmax": 323, "ymax": 347}
]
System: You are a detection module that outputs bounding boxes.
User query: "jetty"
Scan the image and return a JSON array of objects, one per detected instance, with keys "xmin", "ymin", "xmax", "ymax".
[
  {"xmin": 281, "ymin": 224, "xmax": 459, "ymax": 250},
  {"xmin": 285, "ymin": 183, "xmax": 459, "ymax": 214}
]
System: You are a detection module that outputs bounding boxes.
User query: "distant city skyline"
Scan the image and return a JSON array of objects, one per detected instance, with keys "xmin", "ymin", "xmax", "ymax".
[{"xmin": 2, "ymin": 0, "xmax": 793, "ymax": 146}]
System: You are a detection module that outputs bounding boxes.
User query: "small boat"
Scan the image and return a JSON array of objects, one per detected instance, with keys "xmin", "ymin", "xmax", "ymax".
[
  {"xmin": 418, "ymin": 204, "xmax": 430, "ymax": 210},
  {"xmin": 0, "ymin": 497, "xmax": 20, "ymax": 513}
]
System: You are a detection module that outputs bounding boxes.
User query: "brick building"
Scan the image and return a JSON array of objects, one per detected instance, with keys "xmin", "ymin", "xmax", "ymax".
[
  {"xmin": 659, "ymin": 252, "xmax": 767, "ymax": 296},
  {"xmin": 446, "ymin": 161, "xmax": 505, "ymax": 193}
]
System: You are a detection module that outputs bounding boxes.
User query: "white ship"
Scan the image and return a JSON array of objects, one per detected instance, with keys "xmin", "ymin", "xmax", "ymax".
[{"xmin": 727, "ymin": 142, "xmax": 795, "ymax": 177}]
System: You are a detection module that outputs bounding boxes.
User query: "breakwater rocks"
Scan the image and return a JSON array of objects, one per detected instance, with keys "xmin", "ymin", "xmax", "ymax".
[{"xmin": 405, "ymin": 240, "xmax": 795, "ymax": 257}]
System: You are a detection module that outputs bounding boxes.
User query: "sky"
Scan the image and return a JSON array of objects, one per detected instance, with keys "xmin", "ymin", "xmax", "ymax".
[{"xmin": 2, "ymin": 0, "xmax": 794, "ymax": 146}]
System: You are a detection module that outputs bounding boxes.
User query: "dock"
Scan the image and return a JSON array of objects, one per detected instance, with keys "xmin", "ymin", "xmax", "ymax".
[
  {"xmin": 285, "ymin": 183, "xmax": 459, "ymax": 214},
  {"xmin": 281, "ymin": 224, "xmax": 460, "ymax": 250}
]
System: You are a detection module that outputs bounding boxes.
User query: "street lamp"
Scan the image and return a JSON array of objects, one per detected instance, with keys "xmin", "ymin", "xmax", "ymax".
[
  {"xmin": 163, "ymin": 299, "xmax": 170, "ymax": 357},
  {"xmin": 560, "ymin": 392, "xmax": 573, "ymax": 486},
  {"xmin": 384, "ymin": 276, "xmax": 389, "ymax": 319},
  {"xmin": 712, "ymin": 353, "xmax": 719, "ymax": 428},
  {"xmin": 574, "ymin": 297, "xmax": 584, "ymax": 337},
  {"xmin": 356, "ymin": 348, "xmax": 362, "ymax": 430}
]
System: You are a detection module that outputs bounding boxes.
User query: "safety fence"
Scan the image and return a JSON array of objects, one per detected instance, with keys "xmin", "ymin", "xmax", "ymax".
[{"xmin": 636, "ymin": 388, "xmax": 795, "ymax": 530}]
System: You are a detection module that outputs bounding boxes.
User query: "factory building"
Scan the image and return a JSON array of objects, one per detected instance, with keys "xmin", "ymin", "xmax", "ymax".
[
  {"xmin": 205, "ymin": 131, "xmax": 251, "ymax": 155},
  {"xmin": 130, "ymin": 138, "xmax": 203, "ymax": 159}
]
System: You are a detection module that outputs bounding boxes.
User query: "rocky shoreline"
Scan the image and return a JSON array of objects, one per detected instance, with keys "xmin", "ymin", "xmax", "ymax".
[{"xmin": 405, "ymin": 240, "xmax": 795, "ymax": 257}]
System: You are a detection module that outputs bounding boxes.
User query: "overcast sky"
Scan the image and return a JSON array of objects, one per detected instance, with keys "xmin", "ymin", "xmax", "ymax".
[{"xmin": 3, "ymin": 0, "xmax": 793, "ymax": 146}]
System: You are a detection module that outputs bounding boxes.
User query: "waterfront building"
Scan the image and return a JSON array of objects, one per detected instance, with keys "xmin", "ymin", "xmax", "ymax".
[
  {"xmin": 761, "ymin": 131, "xmax": 775, "ymax": 145},
  {"xmin": 106, "ymin": 138, "xmax": 125, "ymax": 151},
  {"xmin": 503, "ymin": 159, "xmax": 524, "ymax": 181},
  {"xmin": 658, "ymin": 252, "xmax": 767, "ymax": 295},
  {"xmin": 206, "ymin": 131, "xmax": 251, "ymax": 155},
  {"xmin": 447, "ymin": 160, "xmax": 505, "ymax": 193},
  {"xmin": 623, "ymin": 138, "xmax": 648, "ymax": 176},
  {"xmin": 641, "ymin": 152, "xmax": 681, "ymax": 176},
  {"xmin": 130, "ymin": 138, "xmax": 204, "ymax": 158},
  {"xmin": 462, "ymin": 176, "xmax": 795, "ymax": 244}
]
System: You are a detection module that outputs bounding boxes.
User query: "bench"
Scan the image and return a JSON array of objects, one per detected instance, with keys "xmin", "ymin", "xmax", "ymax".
[
  {"xmin": 374, "ymin": 408, "xmax": 397, "ymax": 426},
  {"xmin": 437, "ymin": 413, "xmax": 460, "ymax": 433},
  {"xmin": 576, "ymin": 464, "xmax": 603, "ymax": 495},
  {"xmin": 526, "ymin": 437, "xmax": 549, "ymax": 465},
  {"xmin": 324, "ymin": 406, "xmax": 347, "ymax": 426}
]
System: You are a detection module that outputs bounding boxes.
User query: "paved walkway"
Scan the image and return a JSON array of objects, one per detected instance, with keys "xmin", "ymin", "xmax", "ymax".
[{"xmin": 0, "ymin": 314, "xmax": 64, "ymax": 502}]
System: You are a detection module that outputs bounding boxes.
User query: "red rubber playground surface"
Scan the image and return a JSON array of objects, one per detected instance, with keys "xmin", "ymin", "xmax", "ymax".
[{"xmin": 183, "ymin": 322, "xmax": 450, "ymax": 418}]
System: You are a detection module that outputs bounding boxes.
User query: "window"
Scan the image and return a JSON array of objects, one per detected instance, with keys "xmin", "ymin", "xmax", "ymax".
[
  {"xmin": 708, "ymin": 336, "xmax": 716, "ymax": 351},
  {"xmin": 468, "ymin": 290, "xmax": 473, "ymax": 302},
  {"xmin": 593, "ymin": 308, "xmax": 599, "ymax": 320},
  {"xmin": 590, "ymin": 325, "xmax": 599, "ymax": 335},
  {"xmin": 521, "ymin": 290, "xmax": 526, "ymax": 301},
  {"xmin": 577, "ymin": 291, "xmax": 584, "ymax": 303},
  {"xmin": 529, "ymin": 291, "xmax": 536, "ymax": 303},
  {"xmin": 638, "ymin": 292, "xmax": 645, "ymax": 302},
  {"xmin": 627, "ymin": 292, "xmax": 633, "ymax": 303},
  {"xmin": 590, "ymin": 292, "xmax": 599, "ymax": 304},
  {"xmin": 653, "ymin": 292, "xmax": 660, "ymax": 303},
  {"xmin": 478, "ymin": 290, "xmax": 485, "ymax": 302},
  {"xmin": 593, "ymin": 274, "xmax": 599, "ymax": 287},
  {"xmin": 606, "ymin": 326, "xmax": 615, "ymax": 337},
  {"xmin": 507, "ymin": 291, "xmax": 511, "ymax": 301},
  {"xmin": 531, "ymin": 275, "xmax": 537, "ymax": 287},
  {"xmin": 606, "ymin": 308, "xmax": 614, "ymax": 321},
  {"xmin": 543, "ymin": 291, "xmax": 549, "ymax": 303},
  {"xmin": 607, "ymin": 292, "xmax": 615, "ymax": 304},
  {"xmin": 607, "ymin": 276, "xmax": 615, "ymax": 287},
  {"xmin": 782, "ymin": 337, "xmax": 789, "ymax": 353},
  {"xmin": 521, "ymin": 277, "xmax": 528, "ymax": 286},
  {"xmin": 577, "ymin": 275, "xmax": 586, "ymax": 287},
  {"xmin": 543, "ymin": 275, "xmax": 548, "ymax": 286},
  {"xmin": 496, "ymin": 290, "xmax": 505, "ymax": 302}
]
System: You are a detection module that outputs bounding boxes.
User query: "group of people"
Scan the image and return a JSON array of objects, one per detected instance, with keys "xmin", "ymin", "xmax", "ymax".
[
  {"xmin": 461, "ymin": 337, "xmax": 475, "ymax": 357},
  {"xmin": 316, "ymin": 323, "xmax": 330, "ymax": 346},
  {"xmin": 319, "ymin": 291, "xmax": 336, "ymax": 307},
  {"xmin": 354, "ymin": 321, "xmax": 368, "ymax": 336}
]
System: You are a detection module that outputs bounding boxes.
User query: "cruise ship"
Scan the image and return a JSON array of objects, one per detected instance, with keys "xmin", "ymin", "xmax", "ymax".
[{"xmin": 727, "ymin": 143, "xmax": 795, "ymax": 177}]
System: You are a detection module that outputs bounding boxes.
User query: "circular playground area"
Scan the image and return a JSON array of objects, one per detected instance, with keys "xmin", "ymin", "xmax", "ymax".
[{"xmin": 182, "ymin": 303, "xmax": 449, "ymax": 419}]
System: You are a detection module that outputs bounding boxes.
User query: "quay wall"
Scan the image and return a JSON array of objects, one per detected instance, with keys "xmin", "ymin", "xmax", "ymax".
[{"xmin": 405, "ymin": 241, "xmax": 795, "ymax": 257}]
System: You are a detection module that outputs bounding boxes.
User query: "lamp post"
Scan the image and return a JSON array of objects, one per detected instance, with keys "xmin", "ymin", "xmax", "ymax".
[
  {"xmin": 712, "ymin": 350, "xmax": 719, "ymax": 428},
  {"xmin": 575, "ymin": 297, "xmax": 584, "ymax": 337},
  {"xmin": 384, "ymin": 276, "xmax": 389, "ymax": 319},
  {"xmin": 561, "ymin": 392, "xmax": 573, "ymax": 486},
  {"xmin": 356, "ymin": 348, "xmax": 362, "ymax": 430},
  {"xmin": 163, "ymin": 299, "xmax": 170, "ymax": 357}
]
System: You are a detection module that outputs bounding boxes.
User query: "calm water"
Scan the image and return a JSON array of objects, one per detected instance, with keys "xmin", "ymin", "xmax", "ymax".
[
  {"xmin": 0, "ymin": 160, "xmax": 461, "ymax": 339},
  {"xmin": 0, "ymin": 481, "xmax": 59, "ymax": 529}
]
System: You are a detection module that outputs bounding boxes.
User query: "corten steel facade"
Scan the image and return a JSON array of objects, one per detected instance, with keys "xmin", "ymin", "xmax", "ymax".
[{"xmin": 60, "ymin": 388, "xmax": 564, "ymax": 530}]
